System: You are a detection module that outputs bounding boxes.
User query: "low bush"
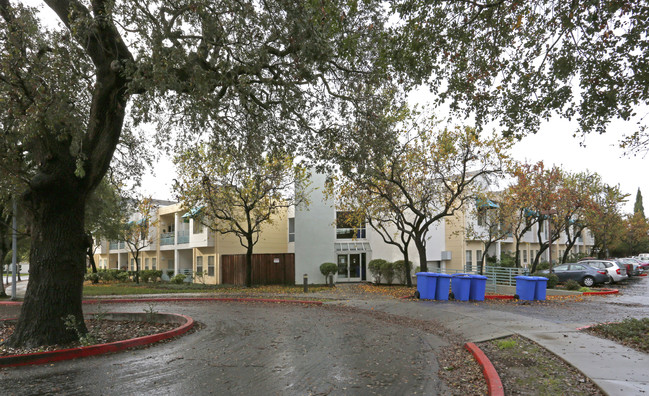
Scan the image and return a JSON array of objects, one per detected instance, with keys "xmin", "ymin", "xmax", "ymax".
[
  {"xmin": 535, "ymin": 261, "xmax": 551, "ymax": 271},
  {"xmin": 171, "ymin": 273, "xmax": 187, "ymax": 284},
  {"xmin": 84, "ymin": 273, "xmax": 99, "ymax": 283},
  {"xmin": 381, "ymin": 261, "xmax": 395, "ymax": 285},
  {"xmin": 564, "ymin": 279, "xmax": 580, "ymax": 290},
  {"xmin": 319, "ymin": 262, "xmax": 337, "ymax": 285},
  {"xmin": 393, "ymin": 260, "xmax": 413, "ymax": 285},
  {"xmin": 115, "ymin": 271, "xmax": 130, "ymax": 283},
  {"xmin": 140, "ymin": 270, "xmax": 163, "ymax": 283},
  {"xmin": 532, "ymin": 272, "xmax": 559, "ymax": 289},
  {"xmin": 368, "ymin": 259, "xmax": 388, "ymax": 284}
]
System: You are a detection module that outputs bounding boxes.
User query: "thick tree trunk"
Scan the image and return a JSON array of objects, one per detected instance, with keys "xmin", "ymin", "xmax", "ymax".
[
  {"xmin": 245, "ymin": 242, "xmax": 253, "ymax": 287},
  {"xmin": 414, "ymin": 236, "xmax": 428, "ymax": 273},
  {"xmin": 403, "ymin": 249, "xmax": 412, "ymax": 287},
  {"xmin": 6, "ymin": 192, "xmax": 88, "ymax": 347}
]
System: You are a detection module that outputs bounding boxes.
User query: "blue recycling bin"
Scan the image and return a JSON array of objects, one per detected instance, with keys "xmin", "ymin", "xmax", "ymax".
[
  {"xmin": 435, "ymin": 273, "xmax": 452, "ymax": 300},
  {"xmin": 451, "ymin": 274, "xmax": 471, "ymax": 301},
  {"xmin": 515, "ymin": 275, "xmax": 537, "ymax": 301},
  {"xmin": 416, "ymin": 272, "xmax": 437, "ymax": 300},
  {"xmin": 469, "ymin": 275, "xmax": 488, "ymax": 301},
  {"xmin": 533, "ymin": 276, "xmax": 548, "ymax": 301}
]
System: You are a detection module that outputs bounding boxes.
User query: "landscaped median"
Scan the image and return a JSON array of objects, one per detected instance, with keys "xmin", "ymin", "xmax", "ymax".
[{"xmin": 0, "ymin": 312, "xmax": 194, "ymax": 368}]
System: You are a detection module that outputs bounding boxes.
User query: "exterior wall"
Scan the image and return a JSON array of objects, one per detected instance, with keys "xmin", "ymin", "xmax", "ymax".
[{"xmin": 294, "ymin": 173, "xmax": 337, "ymax": 284}]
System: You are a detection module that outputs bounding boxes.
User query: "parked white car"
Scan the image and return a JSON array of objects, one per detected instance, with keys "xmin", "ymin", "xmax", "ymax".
[{"xmin": 580, "ymin": 259, "xmax": 627, "ymax": 283}]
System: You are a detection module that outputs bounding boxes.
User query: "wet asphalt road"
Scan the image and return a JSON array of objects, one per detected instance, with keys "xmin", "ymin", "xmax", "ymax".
[
  {"xmin": 1, "ymin": 301, "xmax": 448, "ymax": 396},
  {"xmin": 454, "ymin": 276, "xmax": 649, "ymax": 327}
]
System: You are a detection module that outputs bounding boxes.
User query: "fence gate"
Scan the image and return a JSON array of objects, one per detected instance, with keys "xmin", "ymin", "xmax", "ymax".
[{"xmin": 221, "ymin": 253, "xmax": 295, "ymax": 286}]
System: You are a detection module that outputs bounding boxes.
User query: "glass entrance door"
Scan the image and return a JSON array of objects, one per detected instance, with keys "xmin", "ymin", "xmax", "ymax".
[{"xmin": 337, "ymin": 253, "xmax": 366, "ymax": 281}]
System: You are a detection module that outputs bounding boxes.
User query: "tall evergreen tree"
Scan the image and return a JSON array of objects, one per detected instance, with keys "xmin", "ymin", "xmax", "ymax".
[{"xmin": 634, "ymin": 188, "xmax": 645, "ymax": 219}]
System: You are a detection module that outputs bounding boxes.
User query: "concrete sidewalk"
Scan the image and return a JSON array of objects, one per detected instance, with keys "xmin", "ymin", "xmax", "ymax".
[{"xmin": 335, "ymin": 297, "xmax": 648, "ymax": 396}]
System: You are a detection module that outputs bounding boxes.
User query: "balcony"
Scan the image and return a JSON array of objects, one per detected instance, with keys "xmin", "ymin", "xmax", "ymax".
[
  {"xmin": 109, "ymin": 241, "xmax": 118, "ymax": 250},
  {"xmin": 178, "ymin": 229, "xmax": 189, "ymax": 244},
  {"xmin": 160, "ymin": 232, "xmax": 175, "ymax": 246}
]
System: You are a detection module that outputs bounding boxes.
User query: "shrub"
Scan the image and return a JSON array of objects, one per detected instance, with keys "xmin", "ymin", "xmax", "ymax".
[
  {"xmin": 392, "ymin": 260, "xmax": 413, "ymax": 285},
  {"xmin": 381, "ymin": 261, "xmax": 395, "ymax": 285},
  {"xmin": 368, "ymin": 259, "xmax": 388, "ymax": 284},
  {"xmin": 84, "ymin": 273, "xmax": 99, "ymax": 283},
  {"xmin": 532, "ymin": 272, "xmax": 559, "ymax": 289},
  {"xmin": 171, "ymin": 273, "xmax": 187, "ymax": 284},
  {"xmin": 319, "ymin": 263, "xmax": 337, "ymax": 285},
  {"xmin": 166, "ymin": 270, "xmax": 175, "ymax": 278},
  {"xmin": 535, "ymin": 261, "xmax": 551, "ymax": 271},
  {"xmin": 115, "ymin": 271, "xmax": 130, "ymax": 283},
  {"xmin": 139, "ymin": 270, "xmax": 162, "ymax": 283},
  {"xmin": 565, "ymin": 279, "xmax": 580, "ymax": 290},
  {"xmin": 498, "ymin": 252, "xmax": 517, "ymax": 267}
]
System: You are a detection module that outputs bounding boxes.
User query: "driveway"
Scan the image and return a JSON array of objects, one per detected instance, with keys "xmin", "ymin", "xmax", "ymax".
[{"xmin": 0, "ymin": 301, "xmax": 449, "ymax": 395}]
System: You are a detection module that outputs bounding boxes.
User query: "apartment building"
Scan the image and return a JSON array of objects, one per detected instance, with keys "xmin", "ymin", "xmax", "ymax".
[
  {"xmin": 444, "ymin": 203, "xmax": 595, "ymax": 272},
  {"xmin": 93, "ymin": 201, "xmax": 288, "ymax": 284}
]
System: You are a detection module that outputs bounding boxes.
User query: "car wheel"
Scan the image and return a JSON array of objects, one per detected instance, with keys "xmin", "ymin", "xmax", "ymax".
[
  {"xmin": 582, "ymin": 276, "xmax": 595, "ymax": 287},
  {"xmin": 606, "ymin": 275, "xmax": 614, "ymax": 284}
]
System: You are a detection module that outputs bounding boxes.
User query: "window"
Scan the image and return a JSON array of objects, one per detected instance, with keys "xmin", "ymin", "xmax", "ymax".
[
  {"xmin": 208, "ymin": 256, "xmax": 215, "ymax": 276},
  {"xmin": 193, "ymin": 219, "xmax": 204, "ymax": 234},
  {"xmin": 136, "ymin": 258, "xmax": 141, "ymax": 270},
  {"xmin": 145, "ymin": 258, "xmax": 150, "ymax": 270},
  {"xmin": 465, "ymin": 250, "xmax": 472, "ymax": 272},
  {"xmin": 152, "ymin": 258, "xmax": 157, "ymax": 270},
  {"xmin": 336, "ymin": 211, "xmax": 366, "ymax": 239},
  {"xmin": 523, "ymin": 250, "xmax": 528, "ymax": 263},
  {"xmin": 288, "ymin": 218, "xmax": 295, "ymax": 242},
  {"xmin": 477, "ymin": 209, "xmax": 486, "ymax": 227},
  {"xmin": 130, "ymin": 258, "xmax": 134, "ymax": 271},
  {"xmin": 476, "ymin": 250, "xmax": 483, "ymax": 266},
  {"xmin": 196, "ymin": 256, "xmax": 203, "ymax": 275}
]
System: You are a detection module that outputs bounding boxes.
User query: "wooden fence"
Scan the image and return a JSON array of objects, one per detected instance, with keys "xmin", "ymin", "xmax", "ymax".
[{"xmin": 221, "ymin": 253, "xmax": 295, "ymax": 286}]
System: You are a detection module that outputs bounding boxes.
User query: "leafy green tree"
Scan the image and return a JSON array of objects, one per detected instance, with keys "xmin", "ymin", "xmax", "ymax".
[
  {"xmin": 118, "ymin": 197, "xmax": 158, "ymax": 284},
  {"xmin": 393, "ymin": 1, "xmax": 649, "ymax": 150},
  {"xmin": 586, "ymin": 185, "xmax": 628, "ymax": 258},
  {"xmin": 174, "ymin": 142, "xmax": 310, "ymax": 287},
  {"xmin": 0, "ymin": 0, "xmax": 390, "ymax": 347},
  {"xmin": 332, "ymin": 109, "xmax": 511, "ymax": 273},
  {"xmin": 634, "ymin": 188, "xmax": 645, "ymax": 219}
]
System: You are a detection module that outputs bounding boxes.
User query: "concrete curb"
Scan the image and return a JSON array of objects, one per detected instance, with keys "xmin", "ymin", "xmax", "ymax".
[
  {"xmin": 464, "ymin": 342, "xmax": 504, "ymax": 396},
  {"xmin": 0, "ymin": 312, "xmax": 194, "ymax": 368}
]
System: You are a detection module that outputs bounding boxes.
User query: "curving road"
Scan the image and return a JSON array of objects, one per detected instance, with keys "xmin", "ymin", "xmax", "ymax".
[{"xmin": 1, "ymin": 301, "xmax": 449, "ymax": 396}]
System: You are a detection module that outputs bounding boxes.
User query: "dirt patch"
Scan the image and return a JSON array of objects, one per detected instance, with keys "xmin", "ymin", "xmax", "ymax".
[
  {"xmin": 0, "ymin": 318, "xmax": 179, "ymax": 357},
  {"xmin": 478, "ymin": 335, "xmax": 602, "ymax": 395}
]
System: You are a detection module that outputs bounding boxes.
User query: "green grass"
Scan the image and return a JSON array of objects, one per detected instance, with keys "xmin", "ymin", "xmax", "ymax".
[
  {"xmin": 497, "ymin": 339, "xmax": 517, "ymax": 349},
  {"xmin": 587, "ymin": 318, "xmax": 649, "ymax": 353},
  {"xmin": 82, "ymin": 282, "xmax": 331, "ymax": 296}
]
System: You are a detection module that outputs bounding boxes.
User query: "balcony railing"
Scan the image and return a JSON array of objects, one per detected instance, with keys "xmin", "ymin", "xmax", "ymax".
[
  {"xmin": 178, "ymin": 230, "xmax": 189, "ymax": 244},
  {"xmin": 160, "ymin": 232, "xmax": 175, "ymax": 246},
  {"xmin": 119, "ymin": 241, "xmax": 125, "ymax": 249},
  {"xmin": 109, "ymin": 241, "xmax": 118, "ymax": 250}
]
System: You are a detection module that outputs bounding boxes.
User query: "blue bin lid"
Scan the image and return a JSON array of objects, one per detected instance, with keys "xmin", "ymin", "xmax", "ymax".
[
  {"xmin": 469, "ymin": 275, "xmax": 488, "ymax": 280},
  {"xmin": 532, "ymin": 276, "xmax": 548, "ymax": 282},
  {"xmin": 415, "ymin": 272, "xmax": 438, "ymax": 277},
  {"xmin": 437, "ymin": 273, "xmax": 452, "ymax": 278},
  {"xmin": 515, "ymin": 275, "xmax": 537, "ymax": 280},
  {"xmin": 452, "ymin": 273, "xmax": 470, "ymax": 277}
]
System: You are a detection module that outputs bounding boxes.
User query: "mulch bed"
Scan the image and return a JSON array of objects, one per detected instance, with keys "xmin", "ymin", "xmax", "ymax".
[
  {"xmin": 478, "ymin": 335, "xmax": 602, "ymax": 395},
  {"xmin": 0, "ymin": 319, "xmax": 177, "ymax": 357}
]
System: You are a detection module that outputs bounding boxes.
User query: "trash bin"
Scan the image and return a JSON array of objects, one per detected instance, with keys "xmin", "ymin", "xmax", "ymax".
[
  {"xmin": 515, "ymin": 275, "xmax": 539, "ymax": 301},
  {"xmin": 468, "ymin": 274, "xmax": 488, "ymax": 301},
  {"xmin": 451, "ymin": 274, "xmax": 471, "ymax": 301},
  {"xmin": 416, "ymin": 272, "xmax": 437, "ymax": 300},
  {"xmin": 435, "ymin": 273, "xmax": 452, "ymax": 301},
  {"xmin": 533, "ymin": 276, "xmax": 548, "ymax": 301}
]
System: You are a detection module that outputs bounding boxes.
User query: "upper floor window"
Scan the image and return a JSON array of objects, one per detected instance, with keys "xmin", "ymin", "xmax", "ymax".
[
  {"xmin": 336, "ymin": 211, "xmax": 366, "ymax": 239},
  {"xmin": 288, "ymin": 218, "xmax": 295, "ymax": 242}
]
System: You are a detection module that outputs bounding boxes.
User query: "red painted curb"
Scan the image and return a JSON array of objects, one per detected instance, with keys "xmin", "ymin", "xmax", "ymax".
[
  {"xmin": 0, "ymin": 313, "xmax": 194, "ymax": 368},
  {"xmin": 464, "ymin": 342, "xmax": 504, "ymax": 396},
  {"xmin": 639, "ymin": 273, "xmax": 647, "ymax": 277},
  {"xmin": 0, "ymin": 297, "xmax": 324, "ymax": 306},
  {"xmin": 485, "ymin": 295, "xmax": 515, "ymax": 300},
  {"xmin": 582, "ymin": 289, "xmax": 618, "ymax": 295}
]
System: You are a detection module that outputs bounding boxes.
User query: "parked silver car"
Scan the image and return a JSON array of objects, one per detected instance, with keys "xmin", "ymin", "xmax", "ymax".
[{"xmin": 580, "ymin": 259, "xmax": 627, "ymax": 283}]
